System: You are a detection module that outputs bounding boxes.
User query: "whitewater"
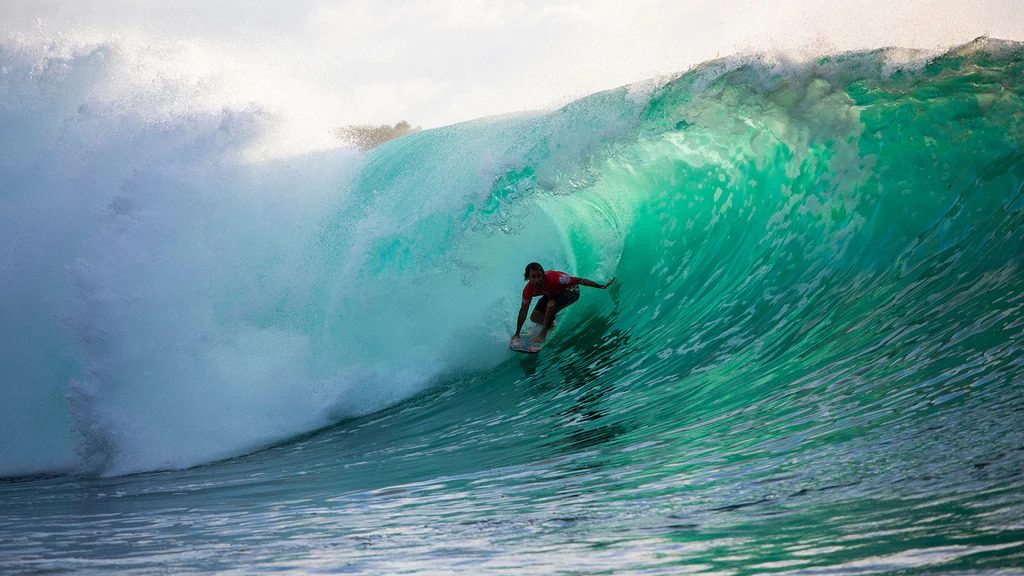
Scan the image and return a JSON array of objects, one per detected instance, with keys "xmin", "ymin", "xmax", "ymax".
[{"xmin": 1, "ymin": 37, "xmax": 1023, "ymax": 574}]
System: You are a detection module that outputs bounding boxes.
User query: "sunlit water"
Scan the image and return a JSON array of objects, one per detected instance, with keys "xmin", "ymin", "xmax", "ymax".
[{"xmin": 1, "ymin": 38, "xmax": 1023, "ymax": 574}]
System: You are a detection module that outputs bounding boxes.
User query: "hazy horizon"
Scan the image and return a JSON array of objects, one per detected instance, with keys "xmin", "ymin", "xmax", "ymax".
[{"xmin": 4, "ymin": 1, "xmax": 1023, "ymax": 154}]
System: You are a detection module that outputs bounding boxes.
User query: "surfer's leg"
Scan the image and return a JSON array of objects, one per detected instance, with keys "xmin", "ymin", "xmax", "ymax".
[
  {"xmin": 530, "ymin": 296, "xmax": 550, "ymax": 324},
  {"xmin": 536, "ymin": 300, "xmax": 559, "ymax": 341}
]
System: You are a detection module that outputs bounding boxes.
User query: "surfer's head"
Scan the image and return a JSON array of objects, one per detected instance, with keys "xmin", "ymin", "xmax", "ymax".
[{"xmin": 524, "ymin": 262, "xmax": 544, "ymax": 286}]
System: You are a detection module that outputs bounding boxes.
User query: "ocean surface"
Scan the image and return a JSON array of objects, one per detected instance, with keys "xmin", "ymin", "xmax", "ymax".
[{"xmin": 1, "ymin": 37, "xmax": 1023, "ymax": 574}]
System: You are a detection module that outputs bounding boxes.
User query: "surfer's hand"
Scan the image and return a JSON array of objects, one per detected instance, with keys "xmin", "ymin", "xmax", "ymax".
[{"xmin": 602, "ymin": 277, "xmax": 616, "ymax": 289}]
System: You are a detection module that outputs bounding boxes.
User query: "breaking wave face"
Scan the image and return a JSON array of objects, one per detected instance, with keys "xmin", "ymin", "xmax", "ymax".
[{"xmin": 1, "ymin": 35, "xmax": 1023, "ymax": 498}]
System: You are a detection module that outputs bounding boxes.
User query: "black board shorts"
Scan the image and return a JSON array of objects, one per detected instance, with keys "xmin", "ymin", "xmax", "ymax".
[{"xmin": 534, "ymin": 288, "xmax": 580, "ymax": 315}]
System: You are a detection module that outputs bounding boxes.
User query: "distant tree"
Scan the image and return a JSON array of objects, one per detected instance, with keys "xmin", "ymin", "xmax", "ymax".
[{"xmin": 334, "ymin": 121, "xmax": 421, "ymax": 151}]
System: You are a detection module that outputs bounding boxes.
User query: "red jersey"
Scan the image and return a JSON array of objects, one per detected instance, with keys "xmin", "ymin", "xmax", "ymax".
[{"xmin": 522, "ymin": 270, "xmax": 579, "ymax": 304}]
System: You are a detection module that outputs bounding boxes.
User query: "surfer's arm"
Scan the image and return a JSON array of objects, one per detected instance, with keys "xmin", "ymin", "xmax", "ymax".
[
  {"xmin": 513, "ymin": 301, "xmax": 530, "ymax": 339},
  {"xmin": 577, "ymin": 277, "xmax": 616, "ymax": 289}
]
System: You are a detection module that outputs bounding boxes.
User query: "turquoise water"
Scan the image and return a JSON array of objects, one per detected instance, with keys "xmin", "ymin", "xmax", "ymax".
[{"xmin": 1, "ymin": 38, "xmax": 1023, "ymax": 574}]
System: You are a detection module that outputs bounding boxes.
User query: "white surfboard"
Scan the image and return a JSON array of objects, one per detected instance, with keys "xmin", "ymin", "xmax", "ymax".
[{"xmin": 510, "ymin": 322, "xmax": 546, "ymax": 354}]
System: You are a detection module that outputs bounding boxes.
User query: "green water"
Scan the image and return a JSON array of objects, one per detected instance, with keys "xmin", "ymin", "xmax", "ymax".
[{"xmin": 1, "ymin": 38, "xmax": 1023, "ymax": 574}]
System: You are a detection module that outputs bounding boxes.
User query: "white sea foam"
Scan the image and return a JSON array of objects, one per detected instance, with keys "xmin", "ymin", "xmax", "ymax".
[{"xmin": 0, "ymin": 39, "xmax": 529, "ymax": 476}]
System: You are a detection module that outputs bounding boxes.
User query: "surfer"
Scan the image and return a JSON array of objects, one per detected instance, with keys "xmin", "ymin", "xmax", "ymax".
[{"xmin": 512, "ymin": 262, "xmax": 615, "ymax": 350}]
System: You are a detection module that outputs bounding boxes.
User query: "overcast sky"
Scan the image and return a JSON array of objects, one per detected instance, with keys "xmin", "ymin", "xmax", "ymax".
[{"xmin": 3, "ymin": 1, "xmax": 1023, "ymax": 152}]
